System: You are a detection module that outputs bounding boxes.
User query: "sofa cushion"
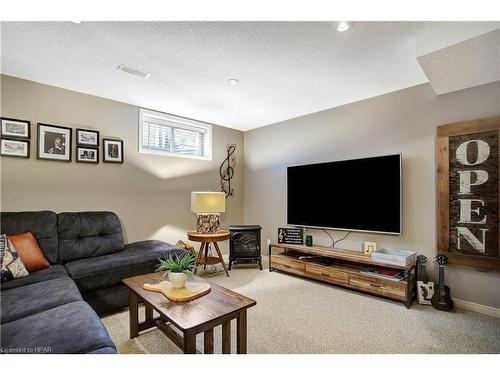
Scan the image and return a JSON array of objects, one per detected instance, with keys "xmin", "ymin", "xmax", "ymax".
[
  {"xmin": 0, "ymin": 301, "xmax": 116, "ymax": 354},
  {"xmin": 65, "ymin": 240, "xmax": 187, "ymax": 292},
  {"xmin": 82, "ymin": 284, "xmax": 129, "ymax": 316},
  {"xmin": 1, "ymin": 277, "xmax": 82, "ymax": 324},
  {"xmin": 0, "ymin": 211, "xmax": 58, "ymax": 264},
  {"xmin": 57, "ymin": 211, "xmax": 124, "ymax": 263},
  {"xmin": 1, "ymin": 264, "xmax": 68, "ymax": 290}
]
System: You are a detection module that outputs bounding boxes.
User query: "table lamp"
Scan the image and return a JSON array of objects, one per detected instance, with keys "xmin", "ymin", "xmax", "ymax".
[{"xmin": 191, "ymin": 192, "xmax": 226, "ymax": 233}]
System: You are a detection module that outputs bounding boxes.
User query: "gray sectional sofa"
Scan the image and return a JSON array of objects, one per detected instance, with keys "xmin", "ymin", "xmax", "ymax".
[{"xmin": 0, "ymin": 211, "xmax": 187, "ymax": 354}]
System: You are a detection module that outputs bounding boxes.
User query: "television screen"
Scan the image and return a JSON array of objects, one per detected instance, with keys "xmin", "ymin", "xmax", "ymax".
[{"xmin": 287, "ymin": 154, "xmax": 402, "ymax": 235}]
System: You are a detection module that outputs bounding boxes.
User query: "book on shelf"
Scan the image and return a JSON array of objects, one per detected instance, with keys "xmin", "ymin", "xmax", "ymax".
[{"xmin": 360, "ymin": 268, "xmax": 407, "ymax": 282}]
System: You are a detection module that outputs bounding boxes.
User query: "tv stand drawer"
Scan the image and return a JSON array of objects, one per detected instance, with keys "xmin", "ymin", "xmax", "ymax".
[
  {"xmin": 349, "ymin": 274, "xmax": 406, "ymax": 301},
  {"xmin": 271, "ymin": 254, "xmax": 305, "ymax": 275},
  {"xmin": 305, "ymin": 263, "xmax": 349, "ymax": 285}
]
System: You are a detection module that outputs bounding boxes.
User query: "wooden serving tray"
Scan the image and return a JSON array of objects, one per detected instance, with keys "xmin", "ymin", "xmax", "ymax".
[{"xmin": 143, "ymin": 280, "xmax": 211, "ymax": 302}]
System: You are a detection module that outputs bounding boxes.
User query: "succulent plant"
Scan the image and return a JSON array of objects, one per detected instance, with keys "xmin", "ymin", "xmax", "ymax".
[{"xmin": 156, "ymin": 253, "xmax": 195, "ymax": 276}]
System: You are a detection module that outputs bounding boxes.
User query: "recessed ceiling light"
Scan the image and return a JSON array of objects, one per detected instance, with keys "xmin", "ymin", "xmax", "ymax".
[
  {"xmin": 336, "ymin": 21, "xmax": 352, "ymax": 32},
  {"xmin": 71, "ymin": 21, "xmax": 83, "ymax": 24},
  {"xmin": 117, "ymin": 64, "xmax": 151, "ymax": 79},
  {"xmin": 227, "ymin": 78, "xmax": 239, "ymax": 86}
]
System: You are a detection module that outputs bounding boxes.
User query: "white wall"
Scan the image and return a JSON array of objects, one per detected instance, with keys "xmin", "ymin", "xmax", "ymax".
[{"xmin": 243, "ymin": 81, "xmax": 500, "ymax": 309}]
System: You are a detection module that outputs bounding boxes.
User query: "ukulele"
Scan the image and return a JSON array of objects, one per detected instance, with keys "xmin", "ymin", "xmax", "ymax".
[
  {"xmin": 416, "ymin": 255, "xmax": 434, "ymax": 305},
  {"xmin": 431, "ymin": 255, "xmax": 454, "ymax": 311},
  {"xmin": 417, "ymin": 255, "xmax": 429, "ymax": 283}
]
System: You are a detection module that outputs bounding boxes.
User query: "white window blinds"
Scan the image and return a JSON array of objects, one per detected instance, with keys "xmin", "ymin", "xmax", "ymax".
[{"xmin": 139, "ymin": 109, "xmax": 211, "ymax": 159}]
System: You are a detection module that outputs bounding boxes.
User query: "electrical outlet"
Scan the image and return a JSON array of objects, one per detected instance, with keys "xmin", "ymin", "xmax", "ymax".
[
  {"xmin": 266, "ymin": 238, "xmax": 271, "ymax": 246},
  {"xmin": 363, "ymin": 241, "xmax": 377, "ymax": 255}
]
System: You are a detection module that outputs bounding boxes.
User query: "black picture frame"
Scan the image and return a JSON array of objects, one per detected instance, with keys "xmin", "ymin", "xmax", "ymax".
[
  {"xmin": 37, "ymin": 123, "xmax": 72, "ymax": 162},
  {"xmin": 277, "ymin": 227, "xmax": 304, "ymax": 244},
  {"xmin": 76, "ymin": 146, "xmax": 99, "ymax": 163},
  {"xmin": 1, "ymin": 117, "xmax": 31, "ymax": 140},
  {"xmin": 102, "ymin": 138, "xmax": 124, "ymax": 163},
  {"xmin": 76, "ymin": 128, "xmax": 100, "ymax": 147},
  {"xmin": 0, "ymin": 139, "xmax": 30, "ymax": 158}
]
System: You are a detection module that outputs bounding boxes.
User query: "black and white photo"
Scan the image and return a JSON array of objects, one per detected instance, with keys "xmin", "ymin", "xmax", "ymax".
[
  {"xmin": 37, "ymin": 123, "xmax": 72, "ymax": 162},
  {"xmin": 76, "ymin": 147, "xmax": 99, "ymax": 163},
  {"xmin": 76, "ymin": 128, "xmax": 99, "ymax": 147},
  {"xmin": 103, "ymin": 139, "xmax": 124, "ymax": 163},
  {"xmin": 1, "ymin": 117, "xmax": 30, "ymax": 139},
  {"xmin": 1, "ymin": 139, "xmax": 30, "ymax": 158}
]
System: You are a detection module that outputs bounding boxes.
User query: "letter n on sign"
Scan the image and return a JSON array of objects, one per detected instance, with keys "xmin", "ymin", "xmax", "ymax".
[{"xmin": 437, "ymin": 116, "xmax": 500, "ymax": 271}]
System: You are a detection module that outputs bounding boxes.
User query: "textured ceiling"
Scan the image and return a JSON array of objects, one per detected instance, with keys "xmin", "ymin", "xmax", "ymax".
[
  {"xmin": 417, "ymin": 28, "xmax": 500, "ymax": 94},
  {"xmin": 0, "ymin": 21, "xmax": 482, "ymax": 131}
]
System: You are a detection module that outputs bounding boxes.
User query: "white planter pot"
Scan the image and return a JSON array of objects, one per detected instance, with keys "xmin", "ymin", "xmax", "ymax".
[{"xmin": 168, "ymin": 272, "xmax": 188, "ymax": 289}]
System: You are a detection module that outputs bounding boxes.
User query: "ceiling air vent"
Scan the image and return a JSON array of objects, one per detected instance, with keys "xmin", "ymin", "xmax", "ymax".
[{"xmin": 116, "ymin": 64, "xmax": 151, "ymax": 79}]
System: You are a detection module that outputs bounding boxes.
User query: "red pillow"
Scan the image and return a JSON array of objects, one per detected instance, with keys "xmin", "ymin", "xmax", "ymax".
[{"xmin": 9, "ymin": 232, "xmax": 50, "ymax": 272}]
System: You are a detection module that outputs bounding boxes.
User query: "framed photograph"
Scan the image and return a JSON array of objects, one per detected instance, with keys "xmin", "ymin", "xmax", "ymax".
[
  {"xmin": 277, "ymin": 227, "xmax": 304, "ymax": 244},
  {"xmin": 76, "ymin": 128, "xmax": 99, "ymax": 147},
  {"xmin": 37, "ymin": 123, "xmax": 72, "ymax": 162},
  {"xmin": 1, "ymin": 117, "xmax": 30, "ymax": 139},
  {"xmin": 76, "ymin": 147, "xmax": 99, "ymax": 163},
  {"xmin": 437, "ymin": 116, "xmax": 499, "ymax": 271},
  {"xmin": 1, "ymin": 139, "xmax": 30, "ymax": 158},
  {"xmin": 103, "ymin": 139, "xmax": 123, "ymax": 163}
]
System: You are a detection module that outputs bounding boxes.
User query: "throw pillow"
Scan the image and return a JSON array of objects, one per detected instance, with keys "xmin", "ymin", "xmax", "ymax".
[
  {"xmin": 9, "ymin": 232, "xmax": 50, "ymax": 272},
  {"xmin": 1, "ymin": 234, "xmax": 29, "ymax": 282},
  {"xmin": 175, "ymin": 240, "xmax": 197, "ymax": 257}
]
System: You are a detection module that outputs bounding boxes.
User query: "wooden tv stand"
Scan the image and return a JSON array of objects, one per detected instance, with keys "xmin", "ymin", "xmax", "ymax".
[{"xmin": 269, "ymin": 243, "xmax": 416, "ymax": 308}]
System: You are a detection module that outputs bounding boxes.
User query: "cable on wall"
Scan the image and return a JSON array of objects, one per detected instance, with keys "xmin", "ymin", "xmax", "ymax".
[{"xmin": 321, "ymin": 229, "xmax": 352, "ymax": 248}]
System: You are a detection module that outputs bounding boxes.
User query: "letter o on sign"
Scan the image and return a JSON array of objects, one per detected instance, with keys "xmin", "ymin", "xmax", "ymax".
[{"xmin": 456, "ymin": 139, "xmax": 490, "ymax": 166}]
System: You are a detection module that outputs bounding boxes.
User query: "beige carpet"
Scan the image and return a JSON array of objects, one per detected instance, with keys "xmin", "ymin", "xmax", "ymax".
[{"xmin": 102, "ymin": 258, "xmax": 500, "ymax": 354}]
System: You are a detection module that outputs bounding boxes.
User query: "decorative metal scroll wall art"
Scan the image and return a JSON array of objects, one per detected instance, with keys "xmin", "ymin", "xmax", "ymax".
[
  {"xmin": 220, "ymin": 144, "xmax": 236, "ymax": 197},
  {"xmin": 436, "ymin": 116, "xmax": 500, "ymax": 271}
]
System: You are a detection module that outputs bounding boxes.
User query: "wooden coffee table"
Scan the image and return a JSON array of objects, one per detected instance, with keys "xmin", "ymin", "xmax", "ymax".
[{"xmin": 122, "ymin": 272, "xmax": 256, "ymax": 354}]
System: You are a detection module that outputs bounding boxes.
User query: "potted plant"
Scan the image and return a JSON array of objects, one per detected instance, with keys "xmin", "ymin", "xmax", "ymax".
[{"xmin": 156, "ymin": 253, "xmax": 196, "ymax": 289}]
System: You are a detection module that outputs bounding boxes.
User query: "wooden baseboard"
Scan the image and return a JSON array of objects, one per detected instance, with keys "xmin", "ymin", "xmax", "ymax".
[{"xmin": 454, "ymin": 299, "xmax": 500, "ymax": 318}]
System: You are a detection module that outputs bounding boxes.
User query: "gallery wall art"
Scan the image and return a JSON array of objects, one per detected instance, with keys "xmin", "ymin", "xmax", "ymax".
[
  {"xmin": 0, "ymin": 139, "xmax": 30, "ymax": 158},
  {"xmin": 103, "ymin": 138, "xmax": 124, "ymax": 163},
  {"xmin": 37, "ymin": 123, "xmax": 72, "ymax": 162},
  {"xmin": 1, "ymin": 117, "xmax": 31, "ymax": 139},
  {"xmin": 0, "ymin": 116, "xmax": 123, "ymax": 165}
]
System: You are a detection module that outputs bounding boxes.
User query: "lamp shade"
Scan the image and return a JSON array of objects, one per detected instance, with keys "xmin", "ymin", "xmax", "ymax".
[{"xmin": 191, "ymin": 192, "xmax": 226, "ymax": 213}]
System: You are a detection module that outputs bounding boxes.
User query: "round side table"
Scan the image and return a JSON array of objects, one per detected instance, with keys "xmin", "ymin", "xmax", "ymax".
[{"xmin": 187, "ymin": 231, "xmax": 230, "ymax": 277}]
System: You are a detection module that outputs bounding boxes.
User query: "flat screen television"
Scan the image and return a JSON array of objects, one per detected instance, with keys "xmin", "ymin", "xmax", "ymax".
[{"xmin": 287, "ymin": 154, "xmax": 402, "ymax": 235}]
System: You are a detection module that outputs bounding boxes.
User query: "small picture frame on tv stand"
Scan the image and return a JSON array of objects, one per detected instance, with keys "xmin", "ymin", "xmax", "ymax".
[{"xmin": 278, "ymin": 227, "xmax": 304, "ymax": 244}]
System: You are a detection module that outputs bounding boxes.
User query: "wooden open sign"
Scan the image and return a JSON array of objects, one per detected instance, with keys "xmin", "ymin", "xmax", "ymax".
[{"xmin": 437, "ymin": 116, "xmax": 500, "ymax": 271}]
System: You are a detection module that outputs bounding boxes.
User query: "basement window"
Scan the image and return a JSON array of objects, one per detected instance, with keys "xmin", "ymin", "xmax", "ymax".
[{"xmin": 139, "ymin": 108, "xmax": 212, "ymax": 160}]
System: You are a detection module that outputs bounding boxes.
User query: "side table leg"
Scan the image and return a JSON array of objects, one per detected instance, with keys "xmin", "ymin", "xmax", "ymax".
[
  {"xmin": 213, "ymin": 242, "xmax": 230, "ymax": 277},
  {"xmin": 204, "ymin": 328, "xmax": 214, "ymax": 354},
  {"xmin": 237, "ymin": 309, "xmax": 247, "ymax": 354},
  {"xmin": 183, "ymin": 330, "xmax": 197, "ymax": 354},
  {"xmin": 204, "ymin": 243, "xmax": 209, "ymax": 270},
  {"xmin": 194, "ymin": 242, "xmax": 205, "ymax": 275},
  {"xmin": 129, "ymin": 290, "xmax": 139, "ymax": 339},
  {"xmin": 222, "ymin": 320, "xmax": 231, "ymax": 354}
]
